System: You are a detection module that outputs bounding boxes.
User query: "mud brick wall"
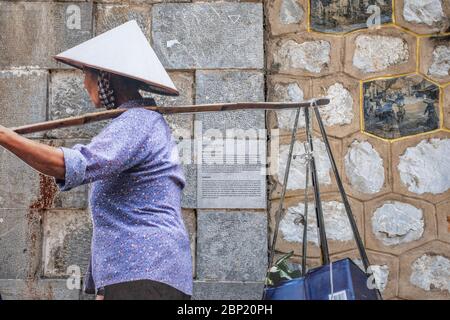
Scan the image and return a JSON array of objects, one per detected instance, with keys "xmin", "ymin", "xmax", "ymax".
[{"xmin": 0, "ymin": 0, "xmax": 449, "ymax": 300}]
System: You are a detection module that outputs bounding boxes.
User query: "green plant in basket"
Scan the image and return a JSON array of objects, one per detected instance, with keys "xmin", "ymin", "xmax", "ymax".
[{"xmin": 265, "ymin": 251, "xmax": 302, "ymax": 287}]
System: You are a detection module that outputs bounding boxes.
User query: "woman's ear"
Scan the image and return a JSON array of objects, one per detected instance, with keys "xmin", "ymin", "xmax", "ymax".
[{"xmin": 83, "ymin": 67, "xmax": 102, "ymax": 108}]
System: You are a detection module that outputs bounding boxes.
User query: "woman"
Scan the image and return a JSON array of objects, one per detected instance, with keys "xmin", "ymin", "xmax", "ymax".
[{"xmin": 0, "ymin": 21, "xmax": 193, "ymax": 300}]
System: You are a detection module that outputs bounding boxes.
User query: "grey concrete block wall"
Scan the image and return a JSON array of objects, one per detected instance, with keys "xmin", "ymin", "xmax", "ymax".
[
  {"xmin": 0, "ymin": 279, "xmax": 80, "ymax": 300},
  {"xmin": 42, "ymin": 209, "xmax": 92, "ymax": 277},
  {"xmin": 0, "ymin": 209, "xmax": 41, "ymax": 279},
  {"xmin": 95, "ymin": 3, "xmax": 152, "ymax": 39},
  {"xmin": 0, "ymin": 2, "xmax": 93, "ymax": 69},
  {"xmin": 193, "ymin": 281, "xmax": 265, "ymax": 300},
  {"xmin": 195, "ymin": 70, "xmax": 266, "ymax": 130},
  {"xmin": 197, "ymin": 211, "xmax": 267, "ymax": 282},
  {"xmin": 151, "ymin": 3, "xmax": 264, "ymax": 69},
  {"xmin": 0, "ymin": 148, "xmax": 41, "ymax": 209},
  {"xmin": 0, "ymin": 69, "xmax": 48, "ymax": 138}
]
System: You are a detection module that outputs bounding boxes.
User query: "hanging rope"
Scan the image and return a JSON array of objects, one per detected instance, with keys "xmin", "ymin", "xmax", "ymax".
[
  {"xmin": 294, "ymin": 140, "xmax": 312, "ymax": 275},
  {"xmin": 262, "ymin": 106, "xmax": 303, "ymax": 299},
  {"xmin": 305, "ymin": 104, "xmax": 330, "ymax": 265}
]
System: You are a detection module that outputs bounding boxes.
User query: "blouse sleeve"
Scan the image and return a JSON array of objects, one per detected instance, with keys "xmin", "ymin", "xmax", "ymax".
[{"xmin": 54, "ymin": 108, "xmax": 161, "ymax": 191}]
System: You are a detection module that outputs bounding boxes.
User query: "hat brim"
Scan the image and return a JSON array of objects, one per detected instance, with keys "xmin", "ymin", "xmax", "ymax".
[{"xmin": 54, "ymin": 56, "xmax": 180, "ymax": 97}]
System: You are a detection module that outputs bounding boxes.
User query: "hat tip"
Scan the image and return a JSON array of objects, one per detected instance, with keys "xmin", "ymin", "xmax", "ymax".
[{"xmin": 52, "ymin": 53, "xmax": 62, "ymax": 62}]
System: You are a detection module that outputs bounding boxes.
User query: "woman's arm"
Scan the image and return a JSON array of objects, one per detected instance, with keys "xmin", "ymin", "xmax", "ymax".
[
  {"xmin": 0, "ymin": 125, "xmax": 65, "ymax": 179},
  {"xmin": 54, "ymin": 108, "xmax": 159, "ymax": 190}
]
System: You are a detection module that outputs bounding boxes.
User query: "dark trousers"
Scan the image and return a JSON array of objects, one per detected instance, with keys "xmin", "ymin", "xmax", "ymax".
[{"xmin": 103, "ymin": 279, "xmax": 191, "ymax": 300}]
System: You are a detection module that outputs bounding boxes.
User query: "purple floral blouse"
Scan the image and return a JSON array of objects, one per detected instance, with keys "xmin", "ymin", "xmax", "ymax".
[{"xmin": 54, "ymin": 98, "xmax": 192, "ymax": 296}]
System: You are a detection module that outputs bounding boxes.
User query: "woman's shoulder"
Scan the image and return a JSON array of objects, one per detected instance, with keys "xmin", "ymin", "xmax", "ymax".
[
  {"xmin": 95, "ymin": 108, "xmax": 159, "ymax": 139},
  {"xmin": 123, "ymin": 106, "xmax": 161, "ymax": 117},
  {"xmin": 116, "ymin": 98, "xmax": 160, "ymax": 118},
  {"xmin": 117, "ymin": 107, "xmax": 163, "ymax": 125}
]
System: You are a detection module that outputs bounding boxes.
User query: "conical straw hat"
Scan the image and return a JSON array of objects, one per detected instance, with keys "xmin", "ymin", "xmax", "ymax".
[{"xmin": 54, "ymin": 20, "xmax": 179, "ymax": 96}]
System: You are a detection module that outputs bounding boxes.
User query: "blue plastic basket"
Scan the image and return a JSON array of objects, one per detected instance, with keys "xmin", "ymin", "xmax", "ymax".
[
  {"xmin": 263, "ymin": 258, "xmax": 379, "ymax": 300},
  {"xmin": 263, "ymin": 277, "xmax": 306, "ymax": 300}
]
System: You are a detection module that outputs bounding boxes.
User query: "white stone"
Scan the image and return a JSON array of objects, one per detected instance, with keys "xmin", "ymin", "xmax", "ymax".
[
  {"xmin": 278, "ymin": 139, "xmax": 332, "ymax": 190},
  {"xmin": 410, "ymin": 254, "xmax": 450, "ymax": 292},
  {"xmin": 0, "ymin": 66, "xmax": 45, "ymax": 77},
  {"xmin": 280, "ymin": 200, "xmax": 354, "ymax": 245},
  {"xmin": 428, "ymin": 45, "xmax": 450, "ymax": 78},
  {"xmin": 370, "ymin": 264, "xmax": 390, "ymax": 292},
  {"xmin": 354, "ymin": 258, "xmax": 390, "ymax": 293},
  {"xmin": 353, "ymin": 35, "xmax": 409, "ymax": 73},
  {"xmin": 403, "ymin": 0, "xmax": 445, "ymax": 27},
  {"xmin": 274, "ymin": 39, "xmax": 331, "ymax": 73},
  {"xmin": 371, "ymin": 201, "xmax": 424, "ymax": 246},
  {"xmin": 279, "ymin": 0, "xmax": 304, "ymax": 25},
  {"xmin": 273, "ymin": 82, "xmax": 306, "ymax": 129},
  {"xmin": 344, "ymin": 140, "xmax": 384, "ymax": 194},
  {"xmin": 398, "ymin": 138, "xmax": 450, "ymax": 194},
  {"xmin": 319, "ymin": 83, "xmax": 354, "ymax": 126}
]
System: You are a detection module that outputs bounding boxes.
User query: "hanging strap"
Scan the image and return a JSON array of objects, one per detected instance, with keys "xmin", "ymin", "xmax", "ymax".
[
  {"xmin": 300, "ymin": 146, "xmax": 310, "ymax": 276},
  {"xmin": 292, "ymin": 124, "xmax": 313, "ymax": 275},
  {"xmin": 262, "ymin": 106, "xmax": 303, "ymax": 299},
  {"xmin": 267, "ymin": 106, "xmax": 303, "ymax": 269},
  {"xmin": 305, "ymin": 105, "xmax": 330, "ymax": 265}
]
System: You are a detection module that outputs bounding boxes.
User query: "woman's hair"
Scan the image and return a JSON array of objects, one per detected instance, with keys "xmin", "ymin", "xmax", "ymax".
[
  {"xmin": 86, "ymin": 67, "xmax": 143, "ymax": 110},
  {"xmin": 97, "ymin": 70, "xmax": 116, "ymax": 110}
]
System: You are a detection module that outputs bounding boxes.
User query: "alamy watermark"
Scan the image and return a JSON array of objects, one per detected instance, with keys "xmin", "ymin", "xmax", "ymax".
[
  {"xmin": 173, "ymin": 120, "xmax": 282, "ymax": 176},
  {"xmin": 66, "ymin": 265, "xmax": 81, "ymax": 290},
  {"xmin": 366, "ymin": 0, "xmax": 385, "ymax": 30}
]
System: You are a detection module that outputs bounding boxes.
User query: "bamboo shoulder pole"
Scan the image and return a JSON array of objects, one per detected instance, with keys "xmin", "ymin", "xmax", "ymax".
[{"xmin": 10, "ymin": 98, "xmax": 329, "ymax": 135}]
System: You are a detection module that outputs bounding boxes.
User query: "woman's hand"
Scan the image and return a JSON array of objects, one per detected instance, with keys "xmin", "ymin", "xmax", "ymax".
[{"xmin": 0, "ymin": 124, "xmax": 66, "ymax": 179}]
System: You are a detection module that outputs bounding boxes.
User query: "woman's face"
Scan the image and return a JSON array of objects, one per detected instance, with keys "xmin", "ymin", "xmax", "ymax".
[{"xmin": 83, "ymin": 68, "xmax": 102, "ymax": 108}]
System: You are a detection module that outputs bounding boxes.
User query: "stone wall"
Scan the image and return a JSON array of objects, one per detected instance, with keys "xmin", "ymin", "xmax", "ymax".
[
  {"xmin": 266, "ymin": 0, "xmax": 450, "ymax": 300},
  {"xmin": 0, "ymin": 0, "xmax": 449, "ymax": 300}
]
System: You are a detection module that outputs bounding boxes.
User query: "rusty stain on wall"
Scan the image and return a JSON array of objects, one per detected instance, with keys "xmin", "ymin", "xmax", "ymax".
[{"xmin": 25, "ymin": 171, "xmax": 58, "ymax": 298}]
